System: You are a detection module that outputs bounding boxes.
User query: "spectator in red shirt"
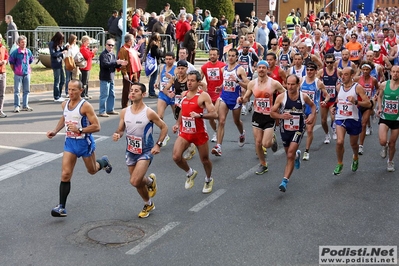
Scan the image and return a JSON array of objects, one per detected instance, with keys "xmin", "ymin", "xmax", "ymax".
[
  {"xmin": 131, "ymin": 9, "xmax": 141, "ymax": 30},
  {"xmin": 79, "ymin": 35, "xmax": 98, "ymax": 99},
  {"xmin": 175, "ymin": 13, "xmax": 190, "ymax": 59}
]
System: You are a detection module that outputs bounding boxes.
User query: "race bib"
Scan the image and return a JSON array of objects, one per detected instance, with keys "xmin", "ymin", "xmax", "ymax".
[
  {"xmin": 65, "ymin": 121, "xmax": 82, "ymax": 138},
  {"xmin": 181, "ymin": 116, "xmax": 196, "ymax": 134},
  {"xmin": 223, "ymin": 80, "xmax": 236, "ymax": 92},
  {"xmin": 338, "ymin": 100, "xmax": 353, "ymax": 116},
  {"xmin": 325, "ymin": 86, "xmax": 336, "ymax": 98},
  {"xmin": 241, "ymin": 64, "xmax": 249, "ymax": 75},
  {"xmin": 175, "ymin": 95, "xmax": 183, "ymax": 107},
  {"xmin": 207, "ymin": 67, "xmax": 220, "ymax": 81},
  {"xmin": 364, "ymin": 87, "xmax": 372, "ymax": 98},
  {"xmin": 127, "ymin": 135, "xmax": 143, "ymax": 154},
  {"xmin": 283, "ymin": 115, "xmax": 300, "ymax": 131},
  {"xmin": 304, "ymin": 90, "xmax": 316, "ymax": 102},
  {"xmin": 255, "ymin": 98, "xmax": 271, "ymax": 114},
  {"xmin": 384, "ymin": 100, "xmax": 399, "ymax": 114},
  {"xmin": 350, "ymin": 50, "xmax": 358, "ymax": 58}
]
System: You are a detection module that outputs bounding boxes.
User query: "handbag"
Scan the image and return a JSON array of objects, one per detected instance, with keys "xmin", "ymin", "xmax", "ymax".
[
  {"xmin": 74, "ymin": 52, "xmax": 87, "ymax": 69},
  {"xmin": 64, "ymin": 56, "xmax": 76, "ymax": 71},
  {"xmin": 145, "ymin": 51, "xmax": 157, "ymax": 76}
]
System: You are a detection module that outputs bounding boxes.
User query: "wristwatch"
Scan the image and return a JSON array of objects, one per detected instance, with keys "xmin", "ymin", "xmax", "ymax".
[
  {"xmin": 78, "ymin": 127, "xmax": 83, "ymax": 134},
  {"xmin": 156, "ymin": 141, "xmax": 163, "ymax": 147},
  {"xmin": 200, "ymin": 113, "xmax": 204, "ymax": 118}
]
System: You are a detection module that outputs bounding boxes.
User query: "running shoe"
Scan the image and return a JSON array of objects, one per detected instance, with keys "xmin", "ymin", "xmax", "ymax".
[
  {"xmin": 138, "ymin": 202, "xmax": 155, "ymax": 218},
  {"xmin": 185, "ymin": 169, "xmax": 197, "ymax": 189},
  {"xmin": 238, "ymin": 130, "xmax": 246, "ymax": 147},
  {"xmin": 365, "ymin": 126, "xmax": 372, "ymax": 136},
  {"xmin": 202, "ymin": 178, "xmax": 214, "ymax": 194},
  {"xmin": 303, "ymin": 151, "xmax": 310, "ymax": 161},
  {"xmin": 211, "ymin": 146, "xmax": 222, "ymax": 156},
  {"xmin": 351, "ymin": 158, "xmax": 359, "ymax": 172},
  {"xmin": 14, "ymin": 107, "xmax": 20, "ymax": 113},
  {"xmin": 387, "ymin": 161, "xmax": 395, "ymax": 172},
  {"xmin": 241, "ymin": 105, "xmax": 247, "ymax": 115},
  {"xmin": 324, "ymin": 134, "xmax": 331, "ymax": 144},
  {"xmin": 183, "ymin": 143, "xmax": 196, "ymax": 160},
  {"xmin": 211, "ymin": 132, "xmax": 217, "ymax": 142},
  {"xmin": 21, "ymin": 106, "xmax": 33, "ymax": 111},
  {"xmin": 358, "ymin": 145, "xmax": 364, "ymax": 155},
  {"xmin": 0, "ymin": 111, "xmax": 7, "ymax": 118},
  {"xmin": 332, "ymin": 132, "xmax": 337, "ymax": 140},
  {"xmin": 147, "ymin": 173, "xmax": 157, "ymax": 198},
  {"xmin": 333, "ymin": 164, "xmax": 343, "ymax": 175},
  {"xmin": 255, "ymin": 164, "xmax": 268, "ymax": 175},
  {"xmin": 380, "ymin": 144, "xmax": 388, "ymax": 159},
  {"xmin": 102, "ymin": 155, "xmax": 112, "ymax": 174},
  {"xmin": 248, "ymin": 101, "xmax": 254, "ymax": 113},
  {"xmin": 162, "ymin": 134, "xmax": 170, "ymax": 147},
  {"xmin": 279, "ymin": 178, "xmax": 288, "ymax": 192},
  {"xmin": 271, "ymin": 133, "xmax": 278, "ymax": 152},
  {"xmin": 295, "ymin": 150, "xmax": 301, "ymax": 169},
  {"xmin": 51, "ymin": 204, "xmax": 67, "ymax": 217}
]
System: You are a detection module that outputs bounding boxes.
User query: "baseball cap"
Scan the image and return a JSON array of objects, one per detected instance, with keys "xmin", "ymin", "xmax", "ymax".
[
  {"xmin": 261, "ymin": 20, "xmax": 267, "ymax": 24},
  {"xmin": 373, "ymin": 44, "xmax": 381, "ymax": 52},
  {"xmin": 304, "ymin": 38, "xmax": 313, "ymax": 47},
  {"xmin": 177, "ymin": 60, "xmax": 188, "ymax": 67},
  {"xmin": 357, "ymin": 23, "xmax": 363, "ymax": 28}
]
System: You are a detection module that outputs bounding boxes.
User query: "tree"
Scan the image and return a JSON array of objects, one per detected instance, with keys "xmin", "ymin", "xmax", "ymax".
[
  {"xmin": 196, "ymin": 0, "xmax": 234, "ymax": 25},
  {"xmin": 41, "ymin": 0, "xmax": 88, "ymax": 26},
  {"xmin": 83, "ymin": 0, "xmax": 122, "ymax": 29},
  {"xmin": 146, "ymin": 0, "xmax": 193, "ymax": 16},
  {"xmin": 0, "ymin": 0, "xmax": 57, "ymax": 34}
]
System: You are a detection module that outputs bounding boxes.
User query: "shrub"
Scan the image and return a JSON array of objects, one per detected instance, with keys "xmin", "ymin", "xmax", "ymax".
[
  {"xmin": 41, "ymin": 0, "xmax": 88, "ymax": 26},
  {"xmin": 196, "ymin": 0, "xmax": 234, "ymax": 25},
  {"xmin": 83, "ymin": 0, "xmax": 122, "ymax": 29}
]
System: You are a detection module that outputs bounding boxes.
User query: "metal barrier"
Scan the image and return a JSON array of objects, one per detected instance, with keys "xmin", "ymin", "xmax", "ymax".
[
  {"xmin": 36, "ymin": 26, "xmax": 104, "ymax": 41},
  {"xmin": 196, "ymin": 30, "xmax": 209, "ymax": 52},
  {"xmin": 143, "ymin": 33, "xmax": 173, "ymax": 53}
]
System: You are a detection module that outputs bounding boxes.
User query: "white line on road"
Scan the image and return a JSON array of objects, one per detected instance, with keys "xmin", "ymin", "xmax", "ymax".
[
  {"xmin": 125, "ymin": 222, "xmax": 180, "ymax": 255},
  {"xmin": 188, "ymin": 189, "xmax": 226, "ymax": 212}
]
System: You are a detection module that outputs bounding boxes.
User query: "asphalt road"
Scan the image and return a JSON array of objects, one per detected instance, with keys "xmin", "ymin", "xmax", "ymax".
[{"xmin": 0, "ymin": 89, "xmax": 398, "ymax": 266}]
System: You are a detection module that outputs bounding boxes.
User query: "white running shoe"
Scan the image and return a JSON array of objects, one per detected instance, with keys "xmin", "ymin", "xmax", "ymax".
[
  {"xmin": 303, "ymin": 151, "xmax": 310, "ymax": 161},
  {"xmin": 211, "ymin": 132, "xmax": 217, "ymax": 142},
  {"xmin": 387, "ymin": 160, "xmax": 395, "ymax": 172},
  {"xmin": 358, "ymin": 145, "xmax": 364, "ymax": 155},
  {"xmin": 162, "ymin": 134, "xmax": 170, "ymax": 147},
  {"xmin": 365, "ymin": 126, "xmax": 372, "ymax": 136},
  {"xmin": 183, "ymin": 143, "xmax": 196, "ymax": 160},
  {"xmin": 324, "ymin": 134, "xmax": 331, "ymax": 144},
  {"xmin": 241, "ymin": 105, "xmax": 247, "ymax": 115},
  {"xmin": 380, "ymin": 144, "xmax": 388, "ymax": 159}
]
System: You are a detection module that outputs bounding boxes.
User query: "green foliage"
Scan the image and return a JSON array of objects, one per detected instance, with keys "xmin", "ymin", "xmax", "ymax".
[
  {"xmin": 0, "ymin": 0, "xmax": 57, "ymax": 35},
  {"xmin": 41, "ymin": 0, "xmax": 88, "ymax": 26},
  {"xmin": 146, "ymin": 0, "xmax": 193, "ymax": 15},
  {"xmin": 196, "ymin": 0, "xmax": 234, "ymax": 24},
  {"xmin": 83, "ymin": 0, "xmax": 122, "ymax": 29}
]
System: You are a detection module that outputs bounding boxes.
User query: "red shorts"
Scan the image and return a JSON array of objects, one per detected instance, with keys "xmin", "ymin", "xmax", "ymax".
[
  {"xmin": 179, "ymin": 131, "xmax": 209, "ymax": 147},
  {"xmin": 321, "ymin": 101, "xmax": 335, "ymax": 108}
]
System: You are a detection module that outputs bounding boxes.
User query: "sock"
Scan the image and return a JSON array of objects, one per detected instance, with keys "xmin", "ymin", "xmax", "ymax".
[
  {"xmin": 305, "ymin": 149, "xmax": 309, "ymax": 153},
  {"xmin": 145, "ymin": 200, "xmax": 152, "ymax": 206},
  {"xmin": 146, "ymin": 176, "xmax": 153, "ymax": 186},
  {"xmin": 283, "ymin": 177, "xmax": 289, "ymax": 181},
  {"xmin": 96, "ymin": 158, "xmax": 106, "ymax": 170},
  {"xmin": 353, "ymin": 155, "xmax": 359, "ymax": 160},
  {"xmin": 187, "ymin": 168, "xmax": 193, "ymax": 177},
  {"xmin": 59, "ymin": 181, "xmax": 71, "ymax": 207},
  {"xmin": 205, "ymin": 177, "xmax": 212, "ymax": 183}
]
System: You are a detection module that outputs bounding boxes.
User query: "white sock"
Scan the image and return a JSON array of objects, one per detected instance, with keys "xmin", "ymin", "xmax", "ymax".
[
  {"xmin": 205, "ymin": 177, "xmax": 212, "ymax": 183},
  {"xmin": 145, "ymin": 200, "xmax": 152, "ymax": 205},
  {"xmin": 146, "ymin": 176, "xmax": 153, "ymax": 186},
  {"xmin": 186, "ymin": 168, "xmax": 193, "ymax": 177}
]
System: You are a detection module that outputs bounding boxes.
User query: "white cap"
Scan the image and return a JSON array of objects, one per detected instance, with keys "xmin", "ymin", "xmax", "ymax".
[
  {"xmin": 304, "ymin": 38, "xmax": 313, "ymax": 47},
  {"xmin": 373, "ymin": 44, "xmax": 381, "ymax": 52}
]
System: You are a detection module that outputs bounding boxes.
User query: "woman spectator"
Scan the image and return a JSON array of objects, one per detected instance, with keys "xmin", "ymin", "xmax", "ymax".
[
  {"xmin": 64, "ymin": 34, "xmax": 79, "ymax": 98},
  {"xmin": 79, "ymin": 35, "xmax": 98, "ymax": 99},
  {"xmin": 232, "ymin": 14, "xmax": 241, "ymax": 47},
  {"xmin": 49, "ymin": 32, "xmax": 68, "ymax": 102},
  {"xmin": 208, "ymin": 18, "xmax": 218, "ymax": 49},
  {"xmin": 145, "ymin": 32, "xmax": 165, "ymax": 97}
]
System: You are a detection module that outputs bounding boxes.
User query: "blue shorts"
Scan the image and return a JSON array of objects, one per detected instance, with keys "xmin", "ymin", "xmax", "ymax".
[
  {"xmin": 219, "ymin": 97, "xmax": 241, "ymax": 110},
  {"xmin": 335, "ymin": 119, "xmax": 362, "ymax": 135},
  {"xmin": 158, "ymin": 91, "xmax": 175, "ymax": 106},
  {"xmin": 64, "ymin": 135, "xmax": 96, "ymax": 158},
  {"xmin": 125, "ymin": 150, "xmax": 153, "ymax": 166}
]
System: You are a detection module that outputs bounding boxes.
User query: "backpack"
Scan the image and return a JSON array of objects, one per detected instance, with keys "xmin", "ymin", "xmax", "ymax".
[
  {"xmin": 74, "ymin": 52, "xmax": 87, "ymax": 69},
  {"xmin": 65, "ymin": 56, "xmax": 75, "ymax": 71}
]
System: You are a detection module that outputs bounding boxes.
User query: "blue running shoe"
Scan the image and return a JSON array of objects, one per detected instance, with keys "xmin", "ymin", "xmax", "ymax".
[
  {"xmin": 294, "ymin": 150, "xmax": 301, "ymax": 169},
  {"xmin": 51, "ymin": 204, "xmax": 67, "ymax": 217},
  {"xmin": 102, "ymin": 155, "xmax": 112, "ymax": 174},
  {"xmin": 279, "ymin": 178, "xmax": 288, "ymax": 192}
]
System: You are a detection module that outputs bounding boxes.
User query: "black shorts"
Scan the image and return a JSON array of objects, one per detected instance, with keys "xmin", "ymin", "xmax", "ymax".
[
  {"xmin": 379, "ymin": 118, "xmax": 399, "ymax": 130},
  {"xmin": 251, "ymin": 112, "xmax": 275, "ymax": 130},
  {"xmin": 280, "ymin": 130, "xmax": 304, "ymax": 148}
]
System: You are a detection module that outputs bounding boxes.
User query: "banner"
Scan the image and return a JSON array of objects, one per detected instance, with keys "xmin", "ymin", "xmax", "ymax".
[{"xmin": 269, "ymin": 0, "xmax": 276, "ymax": 11}]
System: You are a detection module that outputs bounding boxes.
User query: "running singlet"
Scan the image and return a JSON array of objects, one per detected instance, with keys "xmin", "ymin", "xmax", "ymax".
[
  {"xmin": 160, "ymin": 65, "xmax": 176, "ymax": 92},
  {"xmin": 337, "ymin": 59, "xmax": 352, "ymax": 70},
  {"xmin": 251, "ymin": 42, "xmax": 258, "ymax": 55},
  {"xmin": 279, "ymin": 91, "xmax": 306, "ymax": 133},
  {"xmin": 253, "ymin": 78, "xmax": 274, "ymax": 115},
  {"xmin": 238, "ymin": 52, "xmax": 255, "ymax": 79},
  {"xmin": 358, "ymin": 76, "xmax": 375, "ymax": 99},
  {"xmin": 64, "ymin": 99, "xmax": 89, "ymax": 139},
  {"xmin": 173, "ymin": 77, "xmax": 188, "ymax": 107},
  {"xmin": 381, "ymin": 80, "xmax": 399, "ymax": 121},
  {"xmin": 300, "ymin": 78, "xmax": 321, "ymax": 114},
  {"xmin": 370, "ymin": 67, "xmax": 379, "ymax": 81},
  {"xmin": 322, "ymin": 67, "xmax": 338, "ymax": 102},
  {"xmin": 179, "ymin": 92, "xmax": 207, "ymax": 134},
  {"xmin": 268, "ymin": 66, "xmax": 284, "ymax": 84},
  {"xmin": 279, "ymin": 50, "xmax": 292, "ymax": 70},
  {"xmin": 335, "ymin": 83, "xmax": 361, "ymax": 121},
  {"xmin": 201, "ymin": 61, "xmax": 225, "ymax": 102},
  {"xmin": 373, "ymin": 54, "xmax": 384, "ymax": 67},
  {"xmin": 291, "ymin": 65, "xmax": 306, "ymax": 78},
  {"xmin": 221, "ymin": 65, "xmax": 241, "ymax": 105},
  {"xmin": 303, "ymin": 54, "xmax": 312, "ymax": 66},
  {"xmin": 124, "ymin": 106, "xmax": 154, "ymax": 154}
]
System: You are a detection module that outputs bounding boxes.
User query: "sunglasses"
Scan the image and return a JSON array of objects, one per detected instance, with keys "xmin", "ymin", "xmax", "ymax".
[
  {"xmin": 306, "ymin": 68, "xmax": 316, "ymax": 71},
  {"xmin": 271, "ymin": 43, "xmax": 277, "ymax": 46},
  {"xmin": 106, "ymin": 43, "xmax": 115, "ymax": 47},
  {"xmin": 242, "ymin": 46, "xmax": 250, "ymax": 48},
  {"xmin": 328, "ymin": 35, "xmax": 334, "ymax": 36},
  {"xmin": 282, "ymin": 44, "xmax": 289, "ymax": 46},
  {"xmin": 325, "ymin": 61, "xmax": 335, "ymax": 64}
]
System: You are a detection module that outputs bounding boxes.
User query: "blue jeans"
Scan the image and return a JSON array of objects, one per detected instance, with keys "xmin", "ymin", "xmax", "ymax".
[
  {"xmin": 99, "ymin": 80, "xmax": 115, "ymax": 114},
  {"xmin": 53, "ymin": 68, "xmax": 65, "ymax": 100},
  {"xmin": 204, "ymin": 34, "xmax": 210, "ymax": 51},
  {"xmin": 14, "ymin": 74, "xmax": 30, "ymax": 108},
  {"xmin": 148, "ymin": 67, "xmax": 159, "ymax": 96},
  {"xmin": 65, "ymin": 67, "xmax": 72, "ymax": 96}
]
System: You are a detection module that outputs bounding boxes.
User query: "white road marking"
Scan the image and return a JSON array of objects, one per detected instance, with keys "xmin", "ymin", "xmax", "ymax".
[
  {"xmin": 188, "ymin": 189, "xmax": 226, "ymax": 212},
  {"xmin": 125, "ymin": 222, "xmax": 180, "ymax": 255}
]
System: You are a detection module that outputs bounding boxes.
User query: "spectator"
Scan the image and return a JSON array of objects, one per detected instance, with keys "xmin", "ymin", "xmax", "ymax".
[
  {"xmin": 267, "ymin": 15, "xmax": 275, "ymax": 31},
  {"xmin": 9, "ymin": 35, "xmax": 34, "ymax": 113},
  {"xmin": 208, "ymin": 18, "xmax": 218, "ymax": 49},
  {"xmin": 175, "ymin": 13, "xmax": 190, "ymax": 60},
  {"xmin": 166, "ymin": 16, "xmax": 177, "ymax": 52},
  {"xmin": 217, "ymin": 19, "xmax": 236, "ymax": 61},
  {"xmin": 118, "ymin": 34, "xmax": 142, "ymax": 108},
  {"xmin": 5, "ymin": 15, "xmax": 19, "ymax": 48},
  {"xmin": 79, "ymin": 35, "xmax": 98, "ymax": 99},
  {"xmin": 202, "ymin": 10, "xmax": 212, "ymax": 52},
  {"xmin": 65, "ymin": 34, "xmax": 79, "ymax": 97},
  {"xmin": 49, "ymin": 32, "xmax": 68, "ymax": 102},
  {"xmin": 250, "ymin": 10, "xmax": 259, "ymax": 26},
  {"xmin": 135, "ymin": 26, "xmax": 147, "ymax": 62},
  {"xmin": 257, "ymin": 21, "xmax": 269, "ymax": 58},
  {"xmin": 232, "ymin": 14, "xmax": 241, "ymax": 47},
  {"xmin": 98, "ymin": 38, "xmax": 127, "ymax": 117},
  {"xmin": 146, "ymin": 33, "xmax": 165, "ymax": 97},
  {"xmin": 108, "ymin": 10, "xmax": 123, "ymax": 53},
  {"xmin": 193, "ymin": 7, "xmax": 203, "ymax": 26},
  {"xmin": 0, "ymin": 33, "xmax": 8, "ymax": 118},
  {"xmin": 183, "ymin": 21, "xmax": 198, "ymax": 64},
  {"xmin": 131, "ymin": 9, "xmax": 141, "ymax": 30},
  {"xmin": 268, "ymin": 23, "xmax": 278, "ymax": 50},
  {"xmin": 107, "ymin": 10, "xmax": 118, "ymax": 30},
  {"xmin": 152, "ymin": 15, "xmax": 167, "ymax": 34},
  {"xmin": 160, "ymin": 3, "xmax": 175, "ymax": 23},
  {"xmin": 147, "ymin": 12, "xmax": 158, "ymax": 32}
]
